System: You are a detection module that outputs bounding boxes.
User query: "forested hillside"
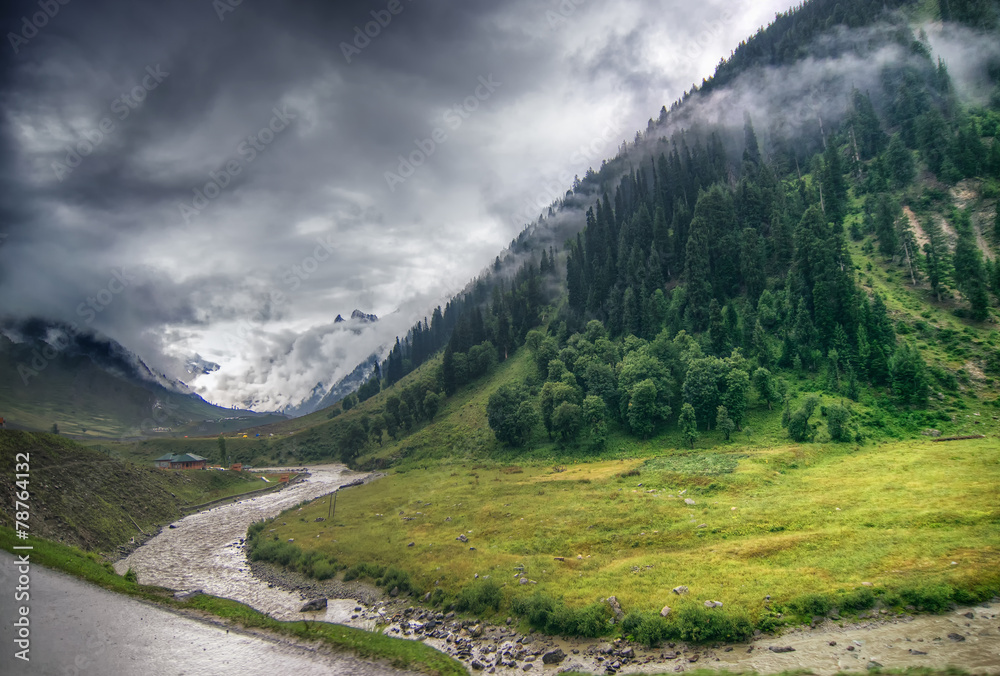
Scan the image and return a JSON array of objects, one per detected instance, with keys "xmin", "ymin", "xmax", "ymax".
[{"xmin": 205, "ymin": 0, "xmax": 1000, "ymax": 469}]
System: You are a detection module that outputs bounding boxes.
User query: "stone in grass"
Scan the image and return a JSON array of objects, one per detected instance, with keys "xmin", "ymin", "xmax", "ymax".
[
  {"xmin": 300, "ymin": 598, "xmax": 327, "ymax": 612},
  {"xmin": 606, "ymin": 596, "xmax": 625, "ymax": 621},
  {"xmin": 457, "ymin": 534, "xmax": 468, "ymax": 543},
  {"xmin": 704, "ymin": 600, "xmax": 723, "ymax": 608},
  {"xmin": 672, "ymin": 585, "xmax": 689, "ymax": 595},
  {"xmin": 660, "ymin": 606, "xmax": 672, "ymax": 617},
  {"xmin": 684, "ymin": 498, "xmax": 696, "ymax": 505}
]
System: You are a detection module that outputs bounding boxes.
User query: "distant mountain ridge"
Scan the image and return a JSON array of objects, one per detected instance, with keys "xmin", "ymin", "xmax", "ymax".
[{"xmin": 0, "ymin": 318, "xmax": 284, "ymax": 438}]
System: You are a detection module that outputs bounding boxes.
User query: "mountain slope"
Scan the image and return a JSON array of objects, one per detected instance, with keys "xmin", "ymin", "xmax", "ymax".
[{"xmin": 0, "ymin": 320, "xmax": 285, "ymax": 439}]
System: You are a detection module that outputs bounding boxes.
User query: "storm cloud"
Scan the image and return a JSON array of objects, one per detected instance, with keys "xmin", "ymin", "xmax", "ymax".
[{"xmin": 0, "ymin": 0, "xmax": 788, "ymax": 410}]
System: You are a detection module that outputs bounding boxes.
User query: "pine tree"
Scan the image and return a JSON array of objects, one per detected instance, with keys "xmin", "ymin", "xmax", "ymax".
[
  {"xmin": 953, "ymin": 209, "xmax": 990, "ymax": 320},
  {"xmin": 722, "ymin": 368, "xmax": 750, "ymax": 429},
  {"xmin": 679, "ymin": 402, "xmax": 699, "ymax": 449},
  {"xmin": 708, "ymin": 299, "xmax": 727, "ymax": 355},
  {"xmin": 821, "ymin": 142, "xmax": 849, "ymax": 227},
  {"xmin": 752, "ymin": 367, "xmax": 778, "ymax": 409},
  {"xmin": 885, "ymin": 133, "xmax": 916, "ymax": 188},
  {"xmin": 874, "ymin": 194, "xmax": 900, "ymax": 259},
  {"xmin": 922, "ymin": 217, "xmax": 949, "ymax": 302},
  {"xmin": 716, "ymin": 405, "xmax": 736, "ymax": 441}
]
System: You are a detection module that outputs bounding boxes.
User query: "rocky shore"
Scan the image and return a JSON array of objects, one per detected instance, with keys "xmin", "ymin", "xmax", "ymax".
[{"xmin": 245, "ymin": 548, "xmax": 1000, "ymax": 676}]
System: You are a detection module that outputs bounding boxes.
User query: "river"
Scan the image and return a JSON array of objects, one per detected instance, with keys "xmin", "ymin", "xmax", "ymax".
[{"xmin": 33, "ymin": 464, "xmax": 1000, "ymax": 675}]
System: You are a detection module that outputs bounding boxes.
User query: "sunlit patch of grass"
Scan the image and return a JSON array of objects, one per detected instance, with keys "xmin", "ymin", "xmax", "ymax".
[{"xmin": 266, "ymin": 437, "xmax": 1000, "ymax": 630}]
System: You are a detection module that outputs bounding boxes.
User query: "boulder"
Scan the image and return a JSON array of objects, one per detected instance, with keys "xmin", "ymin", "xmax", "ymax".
[
  {"xmin": 947, "ymin": 633, "xmax": 966, "ymax": 642},
  {"xmin": 704, "ymin": 600, "xmax": 723, "ymax": 608},
  {"xmin": 660, "ymin": 606, "xmax": 672, "ymax": 617},
  {"xmin": 684, "ymin": 498, "xmax": 696, "ymax": 505},
  {"xmin": 769, "ymin": 646, "xmax": 795, "ymax": 653},
  {"xmin": 672, "ymin": 585, "xmax": 689, "ymax": 595},
  {"xmin": 300, "ymin": 598, "xmax": 327, "ymax": 612},
  {"xmin": 457, "ymin": 534, "xmax": 469, "ymax": 543},
  {"xmin": 606, "ymin": 596, "xmax": 624, "ymax": 621},
  {"xmin": 542, "ymin": 649, "xmax": 566, "ymax": 664}
]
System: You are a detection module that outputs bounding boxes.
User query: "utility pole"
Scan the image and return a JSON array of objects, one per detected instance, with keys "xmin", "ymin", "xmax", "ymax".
[{"xmin": 328, "ymin": 491, "xmax": 337, "ymax": 520}]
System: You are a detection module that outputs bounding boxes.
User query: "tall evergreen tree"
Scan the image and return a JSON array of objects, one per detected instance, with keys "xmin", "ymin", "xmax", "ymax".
[{"xmin": 952, "ymin": 209, "xmax": 991, "ymax": 320}]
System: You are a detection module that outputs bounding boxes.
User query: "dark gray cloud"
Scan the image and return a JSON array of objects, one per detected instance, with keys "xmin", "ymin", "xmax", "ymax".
[{"xmin": 0, "ymin": 0, "xmax": 789, "ymax": 409}]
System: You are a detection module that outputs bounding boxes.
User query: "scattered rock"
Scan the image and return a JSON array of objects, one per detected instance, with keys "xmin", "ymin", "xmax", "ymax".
[
  {"xmin": 553, "ymin": 557, "xmax": 565, "ymax": 561},
  {"xmin": 407, "ymin": 542, "xmax": 415, "ymax": 547},
  {"xmin": 697, "ymin": 523, "xmax": 707, "ymax": 528},
  {"xmin": 769, "ymin": 646, "xmax": 795, "ymax": 653},
  {"xmin": 389, "ymin": 586, "xmax": 400, "ymax": 597},
  {"xmin": 672, "ymin": 586, "xmax": 689, "ymax": 595},
  {"xmin": 829, "ymin": 641, "xmax": 837, "ymax": 646},
  {"xmin": 684, "ymin": 498, "xmax": 696, "ymax": 505},
  {"xmin": 909, "ymin": 649, "xmax": 927, "ymax": 655},
  {"xmin": 168, "ymin": 524, "xmax": 177, "ymax": 529},
  {"xmin": 867, "ymin": 661, "xmax": 883, "ymax": 670},
  {"xmin": 470, "ymin": 624, "xmax": 483, "ymax": 638},
  {"xmin": 174, "ymin": 589, "xmax": 203, "ymax": 601},
  {"xmin": 542, "ymin": 649, "xmax": 566, "ymax": 664},
  {"xmin": 606, "ymin": 596, "xmax": 625, "ymax": 621},
  {"xmin": 947, "ymin": 633, "xmax": 966, "ymax": 642},
  {"xmin": 519, "ymin": 578, "xmax": 529, "ymax": 585},
  {"xmin": 922, "ymin": 429, "xmax": 942, "ymax": 437},
  {"xmin": 314, "ymin": 517, "xmax": 325, "ymax": 522},
  {"xmin": 457, "ymin": 534, "xmax": 468, "ymax": 543},
  {"xmin": 704, "ymin": 600, "xmax": 723, "ymax": 608},
  {"xmin": 861, "ymin": 582, "xmax": 873, "ymax": 587},
  {"xmin": 963, "ymin": 612, "xmax": 975, "ymax": 619},
  {"xmin": 660, "ymin": 606, "xmax": 672, "ymax": 617},
  {"xmin": 847, "ymin": 646, "xmax": 855, "ymax": 652},
  {"xmin": 299, "ymin": 598, "xmax": 327, "ymax": 612}
]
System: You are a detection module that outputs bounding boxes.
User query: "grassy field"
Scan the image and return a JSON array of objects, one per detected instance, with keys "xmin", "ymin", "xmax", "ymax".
[
  {"xmin": 0, "ymin": 430, "xmax": 293, "ymax": 553},
  {"xmin": 0, "ymin": 527, "xmax": 466, "ymax": 676},
  {"xmin": 260, "ymin": 435, "xmax": 1000, "ymax": 629}
]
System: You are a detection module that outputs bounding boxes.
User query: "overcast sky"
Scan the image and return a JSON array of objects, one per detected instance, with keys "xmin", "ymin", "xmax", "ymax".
[{"xmin": 0, "ymin": 0, "xmax": 791, "ymax": 411}]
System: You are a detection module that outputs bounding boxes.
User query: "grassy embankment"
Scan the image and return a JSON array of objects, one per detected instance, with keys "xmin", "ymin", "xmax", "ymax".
[
  {"xmin": 0, "ymin": 527, "xmax": 465, "ymax": 676},
  {"xmin": 0, "ymin": 430, "xmax": 286, "ymax": 553},
  {"xmin": 259, "ymin": 426, "xmax": 999, "ymax": 636}
]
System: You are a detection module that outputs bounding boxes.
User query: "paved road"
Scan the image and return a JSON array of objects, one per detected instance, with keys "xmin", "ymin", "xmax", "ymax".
[{"xmin": 0, "ymin": 550, "xmax": 415, "ymax": 676}]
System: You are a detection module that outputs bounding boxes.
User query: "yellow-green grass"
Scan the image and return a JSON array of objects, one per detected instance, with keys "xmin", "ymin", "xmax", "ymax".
[
  {"xmin": 0, "ymin": 527, "xmax": 466, "ymax": 676},
  {"xmin": 265, "ymin": 437, "xmax": 1000, "ymax": 622}
]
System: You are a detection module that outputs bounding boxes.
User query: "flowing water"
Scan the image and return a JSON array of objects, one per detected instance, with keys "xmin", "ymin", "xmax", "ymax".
[
  {"xmin": 115, "ymin": 464, "xmax": 372, "ymax": 625},
  {"xmin": 110, "ymin": 465, "xmax": 1000, "ymax": 675}
]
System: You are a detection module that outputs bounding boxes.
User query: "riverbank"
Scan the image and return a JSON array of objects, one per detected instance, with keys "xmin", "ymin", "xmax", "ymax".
[
  {"xmin": 247, "ymin": 550, "xmax": 1000, "ymax": 675},
  {"xmin": 0, "ymin": 526, "xmax": 467, "ymax": 675}
]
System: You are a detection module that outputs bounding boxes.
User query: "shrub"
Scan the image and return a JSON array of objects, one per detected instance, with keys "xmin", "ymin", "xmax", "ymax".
[
  {"xmin": 123, "ymin": 567, "xmax": 137, "ymax": 584},
  {"xmin": 343, "ymin": 562, "xmax": 386, "ymax": 582},
  {"xmin": 456, "ymin": 579, "xmax": 503, "ymax": 614},
  {"xmin": 788, "ymin": 593, "xmax": 833, "ymax": 617},
  {"xmin": 312, "ymin": 559, "xmax": 337, "ymax": 581},
  {"xmin": 673, "ymin": 606, "xmax": 754, "ymax": 643},
  {"xmin": 899, "ymin": 585, "xmax": 953, "ymax": 612},
  {"xmin": 622, "ymin": 612, "xmax": 670, "ymax": 648},
  {"xmin": 378, "ymin": 566, "xmax": 418, "ymax": 595},
  {"xmin": 838, "ymin": 587, "xmax": 876, "ymax": 613},
  {"xmin": 511, "ymin": 593, "xmax": 610, "ymax": 638}
]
